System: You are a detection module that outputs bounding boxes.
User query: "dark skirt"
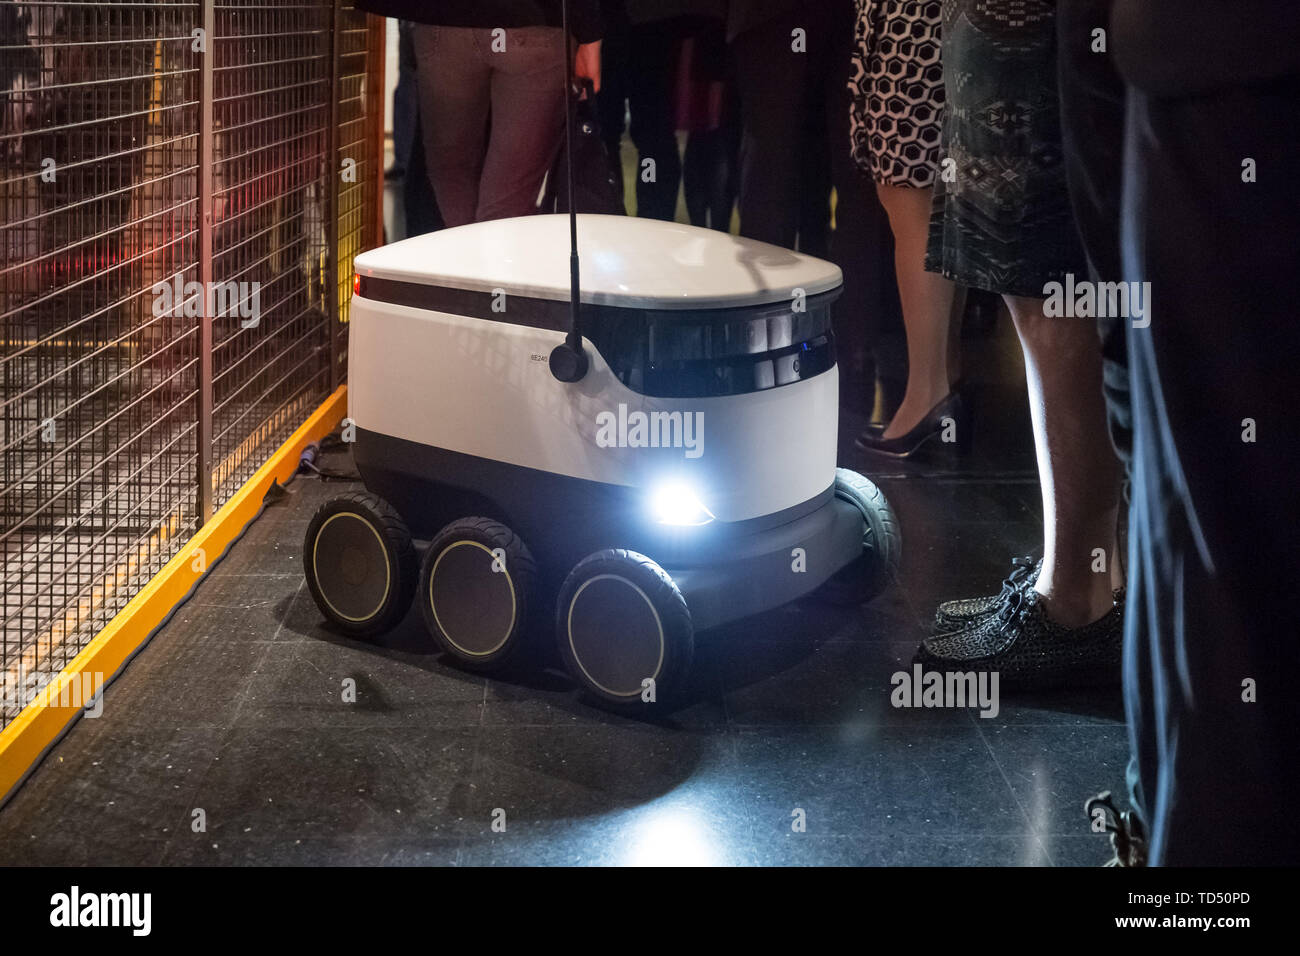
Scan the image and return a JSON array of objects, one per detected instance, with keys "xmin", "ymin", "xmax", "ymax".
[{"xmin": 924, "ymin": 0, "xmax": 1087, "ymax": 297}]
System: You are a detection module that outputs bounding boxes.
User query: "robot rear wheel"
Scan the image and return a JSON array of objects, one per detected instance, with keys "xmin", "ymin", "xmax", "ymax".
[{"xmin": 302, "ymin": 491, "xmax": 418, "ymax": 636}]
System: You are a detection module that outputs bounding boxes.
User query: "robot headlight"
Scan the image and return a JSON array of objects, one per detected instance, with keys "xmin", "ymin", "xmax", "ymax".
[{"xmin": 649, "ymin": 482, "xmax": 715, "ymax": 527}]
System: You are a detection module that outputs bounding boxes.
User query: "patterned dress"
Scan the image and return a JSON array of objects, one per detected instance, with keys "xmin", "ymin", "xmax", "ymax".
[
  {"xmin": 848, "ymin": 0, "xmax": 946, "ymax": 187},
  {"xmin": 924, "ymin": 0, "xmax": 1087, "ymax": 297}
]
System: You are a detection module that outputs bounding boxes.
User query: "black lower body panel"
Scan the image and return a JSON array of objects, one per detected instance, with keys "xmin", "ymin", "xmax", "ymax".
[{"xmin": 353, "ymin": 428, "xmax": 862, "ymax": 630}]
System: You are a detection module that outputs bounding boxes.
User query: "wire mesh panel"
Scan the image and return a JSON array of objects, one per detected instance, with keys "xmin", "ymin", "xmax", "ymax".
[
  {"xmin": 0, "ymin": 0, "xmax": 381, "ymax": 730},
  {"xmin": 1, "ymin": 0, "xmax": 202, "ymax": 724},
  {"xmin": 208, "ymin": 0, "xmax": 332, "ymax": 507}
]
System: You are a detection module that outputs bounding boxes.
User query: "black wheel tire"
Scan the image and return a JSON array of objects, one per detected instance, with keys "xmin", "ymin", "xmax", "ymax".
[
  {"xmin": 303, "ymin": 491, "xmax": 417, "ymax": 636},
  {"xmin": 556, "ymin": 549, "xmax": 693, "ymax": 708},
  {"xmin": 816, "ymin": 468, "xmax": 901, "ymax": 606},
  {"xmin": 418, "ymin": 517, "xmax": 538, "ymax": 671}
]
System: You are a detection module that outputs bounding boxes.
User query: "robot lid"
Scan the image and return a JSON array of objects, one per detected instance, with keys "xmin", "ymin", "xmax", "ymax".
[{"xmin": 352, "ymin": 214, "xmax": 843, "ymax": 311}]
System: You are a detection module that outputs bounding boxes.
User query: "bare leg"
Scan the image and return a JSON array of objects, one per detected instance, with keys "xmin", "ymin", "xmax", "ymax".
[
  {"xmin": 1005, "ymin": 294, "xmax": 1123, "ymax": 626},
  {"xmin": 875, "ymin": 183, "xmax": 963, "ymax": 438}
]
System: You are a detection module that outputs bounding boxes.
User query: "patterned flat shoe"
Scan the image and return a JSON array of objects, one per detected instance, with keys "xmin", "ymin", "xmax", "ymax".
[
  {"xmin": 933, "ymin": 554, "xmax": 1040, "ymax": 631},
  {"xmin": 915, "ymin": 587, "xmax": 1123, "ymax": 689},
  {"xmin": 1085, "ymin": 790, "xmax": 1147, "ymax": 867}
]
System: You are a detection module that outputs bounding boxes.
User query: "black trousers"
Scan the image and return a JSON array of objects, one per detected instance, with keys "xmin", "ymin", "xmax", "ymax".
[
  {"xmin": 729, "ymin": 8, "xmax": 834, "ymax": 253},
  {"xmin": 1119, "ymin": 74, "xmax": 1300, "ymax": 865},
  {"xmin": 624, "ymin": 19, "xmax": 688, "ymax": 221},
  {"xmin": 398, "ymin": 20, "xmax": 443, "ymax": 237},
  {"xmin": 730, "ymin": 2, "xmax": 899, "ymax": 404}
]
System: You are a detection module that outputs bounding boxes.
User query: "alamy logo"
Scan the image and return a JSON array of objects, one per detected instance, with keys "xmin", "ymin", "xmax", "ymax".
[
  {"xmin": 152, "ymin": 274, "xmax": 262, "ymax": 327},
  {"xmin": 50, "ymin": 886, "xmax": 151, "ymax": 936},
  {"xmin": 891, "ymin": 664, "xmax": 1000, "ymax": 718},
  {"xmin": 1, "ymin": 667, "xmax": 102, "ymax": 718},
  {"xmin": 595, "ymin": 404, "xmax": 704, "ymax": 459},
  {"xmin": 1042, "ymin": 273, "xmax": 1151, "ymax": 328}
]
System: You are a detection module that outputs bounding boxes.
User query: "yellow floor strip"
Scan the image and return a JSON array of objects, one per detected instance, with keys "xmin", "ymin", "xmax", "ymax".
[{"xmin": 0, "ymin": 385, "xmax": 348, "ymax": 808}]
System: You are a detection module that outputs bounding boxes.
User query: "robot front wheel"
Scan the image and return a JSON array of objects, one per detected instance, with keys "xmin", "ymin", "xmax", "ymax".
[
  {"xmin": 556, "ymin": 550, "xmax": 695, "ymax": 708},
  {"xmin": 815, "ymin": 468, "xmax": 902, "ymax": 606}
]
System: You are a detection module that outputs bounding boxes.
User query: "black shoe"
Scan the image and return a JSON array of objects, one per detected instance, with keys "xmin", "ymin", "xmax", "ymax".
[
  {"xmin": 1085, "ymin": 791, "xmax": 1147, "ymax": 867},
  {"xmin": 934, "ymin": 555, "xmax": 1041, "ymax": 631},
  {"xmin": 936, "ymin": 567, "xmax": 1126, "ymax": 633},
  {"xmin": 855, "ymin": 392, "xmax": 970, "ymax": 458},
  {"xmin": 915, "ymin": 587, "xmax": 1123, "ymax": 690},
  {"xmin": 859, "ymin": 380, "xmax": 965, "ymax": 440}
]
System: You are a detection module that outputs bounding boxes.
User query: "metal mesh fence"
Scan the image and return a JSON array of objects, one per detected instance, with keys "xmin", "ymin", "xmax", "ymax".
[{"xmin": 1, "ymin": 0, "xmax": 382, "ymax": 728}]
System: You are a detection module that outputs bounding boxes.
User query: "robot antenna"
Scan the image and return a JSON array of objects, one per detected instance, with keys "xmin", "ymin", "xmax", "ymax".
[{"xmin": 548, "ymin": 0, "xmax": 590, "ymax": 384}]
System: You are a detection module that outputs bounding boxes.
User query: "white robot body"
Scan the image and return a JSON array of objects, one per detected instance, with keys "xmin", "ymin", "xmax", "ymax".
[
  {"xmin": 303, "ymin": 215, "xmax": 898, "ymax": 704},
  {"xmin": 348, "ymin": 298, "xmax": 839, "ymax": 525}
]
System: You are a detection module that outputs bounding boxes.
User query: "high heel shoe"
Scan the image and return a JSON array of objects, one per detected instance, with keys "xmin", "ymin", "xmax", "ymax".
[
  {"xmin": 855, "ymin": 392, "xmax": 970, "ymax": 459},
  {"xmin": 860, "ymin": 379, "xmax": 965, "ymax": 437}
]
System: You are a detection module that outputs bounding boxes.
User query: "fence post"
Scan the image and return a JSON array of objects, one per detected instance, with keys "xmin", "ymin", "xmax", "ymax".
[
  {"xmin": 326, "ymin": 0, "xmax": 343, "ymax": 394},
  {"xmin": 197, "ymin": 0, "xmax": 215, "ymax": 525},
  {"xmin": 371, "ymin": 15, "xmax": 386, "ymax": 250}
]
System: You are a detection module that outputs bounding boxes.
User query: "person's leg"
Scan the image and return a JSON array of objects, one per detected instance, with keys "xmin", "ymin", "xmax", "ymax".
[
  {"xmin": 823, "ymin": 0, "xmax": 901, "ymax": 413},
  {"xmin": 681, "ymin": 130, "xmax": 712, "ymax": 227},
  {"xmin": 682, "ymin": 120, "xmax": 733, "ymax": 230},
  {"xmin": 730, "ymin": 15, "xmax": 806, "ymax": 247},
  {"xmin": 1005, "ymin": 294, "xmax": 1123, "ymax": 625},
  {"xmin": 694, "ymin": 23, "xmax": 741, "ymax": 232},
  {"xmin": 390, "ymin": 20, "xmax": 419, "ymax": 176},
  {"xmin": 413, "ymin": 25, "xmax": 490, "ymax": 227},
  {"xmin": 793, "ymin": 1, "xmax": 837, "ymax": 258},
  {"xmin": 595, "ymin": 2, "xmax": 630, "ymax": 206},
  {"xmin": 626, "ymin": 20, "xmax": 683, "ymax": 221},
  {"xmin": 796, "ymin": 69, "xmax": 831, "ymax": 258},
  {"xmin": 475, "ymin": 27, "xmax": 567, "ymax": 223},
  {"xmin": 1056, "ymin": 0, "xmax": 1131, "ymax": 471},
  {"xmin": 709, "ymin": 67, "xmax": 743, "ymax": 231},
  {"xmin": 1121, "ymin": 72, "xmax": 1300, "ymax": 865},
  {"xmin": 875, "ymin": 184, "xmax": 962, "ymax": 439},
  {"xmin": 703, "ymin": 123, "xmax": 736, "ymax": 230},
  {"xmin": 402, "ymin": 114, "xmax": 444, "ymax": 237}
]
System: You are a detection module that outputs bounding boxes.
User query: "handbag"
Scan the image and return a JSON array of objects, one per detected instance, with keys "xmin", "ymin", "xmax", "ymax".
[{"xmin": 540, "ymin": 79, "xmax": 626, "ymax": 216}]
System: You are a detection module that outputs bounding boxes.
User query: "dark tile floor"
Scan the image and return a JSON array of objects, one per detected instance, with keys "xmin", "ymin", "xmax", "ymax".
[{"xmin": 0, "ymin": 317, "xmax": 1129, "ymax": 867}]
